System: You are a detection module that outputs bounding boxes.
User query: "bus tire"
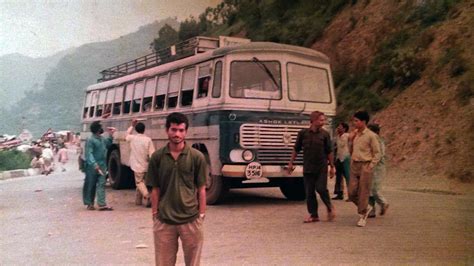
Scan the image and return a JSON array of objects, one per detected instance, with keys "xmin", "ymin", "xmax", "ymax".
[
  {"xmin": 108, "ymin": 149, "xmax": 134, "ymax": 189},
  {"xmin": 280, "ymin": 179, "xmax": 305, "ymax": 201},
  {"xmin": 206, "ymin": 174, "xmax": 228, "ymax": 205}
]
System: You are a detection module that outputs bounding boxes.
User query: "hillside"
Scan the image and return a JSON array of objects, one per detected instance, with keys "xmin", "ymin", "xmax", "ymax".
[
  {"xmin": 150, "ymin": 0, "xmax": 473, "ymax": 191},
  {"xmin": 311, "ymin": 0, "xmax": 474, "ymax": 191},
  {"xmin": 0, "ymin": 49, "xmax": 73, "ymax": 107},
  {"xmin": 0, "ymin": 18, "xmax": 179, "ymax": 137}
]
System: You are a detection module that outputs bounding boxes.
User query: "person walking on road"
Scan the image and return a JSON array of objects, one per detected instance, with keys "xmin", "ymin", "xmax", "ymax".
[
  {"xmin": 57, "ymin": 143, "xmax": 69, "ymax": 172},
  {"xmin": 126, "ymin": 119, "xmax": 155, "ymax": 207},
  {"xmin": 333, "ymin": 122, "xmax": 351, "ymax": 200},
  {"xmin": 41, "ymin": 143, "xmax": 54, "ymax": 175},
  {"xmin": 367, "ymin": 123, "xmax": 389, "ymax": 218},
  {"xmin": 82, "ymin": 121, "xmax": 116, "ymax": 211},
  {"xmin": 348, "ymin": 111, "xmax": 381, "ymax": 227},
  {"xmin": 287, "ymin": 111, "xmax": 336, "ymax": 223},
  {"xmin": 146, "ymin": 112, "xmax": 207, "ymax": 266}
]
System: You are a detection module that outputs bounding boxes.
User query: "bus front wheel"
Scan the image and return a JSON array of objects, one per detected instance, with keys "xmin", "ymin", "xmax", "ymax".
[
  {"xmin": 206, "ymin": 174, "xmax": 228, "ymax": 205},
  {"xmin": 280, "ymin": 179, "xmax": 305, "ymax": 201},
  {"xmin": 108, "ymin": 150, "xmax": 134, "ymax": 189}
]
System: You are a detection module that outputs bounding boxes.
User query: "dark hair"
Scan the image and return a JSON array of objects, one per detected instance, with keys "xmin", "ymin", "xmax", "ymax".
[
  {"xmin": 353, "ymin": 111, "xmax": 370, "ymax": 124},
  {"xmin": 90, "ymin": 121, "xmax": 102, "ymax": 134},
  {"xmin": 135, "ymin": 122, "xmax": 145, "ymax": 134},
  {"xmin": 339, "ymin": 122, "xmax": 349, "ymax": 132},
  {"xmin": 166, "ymin": 112, "xmax": 189, "ymax": 129},
  {"xmin": 368, "ymin": 123, "xmax": 381, "ymax": 134}
]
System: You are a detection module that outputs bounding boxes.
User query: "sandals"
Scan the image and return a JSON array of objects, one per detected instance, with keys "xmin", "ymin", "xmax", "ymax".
[
  {"xmin": 303, "ymin": 216, "xmax": 320, "ymax": 223},
  {"xmin": 98, "ymin": 206, "xmax": 114, "ymax": 211},
  {"xmin": 86, "ymin": 205, "xmax": 96, "ymax": 211}
]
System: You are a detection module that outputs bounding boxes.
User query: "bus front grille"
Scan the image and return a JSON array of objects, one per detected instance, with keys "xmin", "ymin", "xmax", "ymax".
[
  {"xmin": 240, "ymin": 123, "xmax": 307, "ymax": 165},
  {"xmin": 256, "ymin": 148, "xmax": 303, "ymax": 165}
]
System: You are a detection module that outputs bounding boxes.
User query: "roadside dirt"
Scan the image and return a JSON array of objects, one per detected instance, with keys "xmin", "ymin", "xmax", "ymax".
[{"xmin": 312, "ymin": 1, "xmax": 474, "ymax": 190}]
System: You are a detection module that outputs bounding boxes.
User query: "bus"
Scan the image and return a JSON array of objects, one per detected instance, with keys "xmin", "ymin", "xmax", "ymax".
[{"xmin": 81, "ymin": 36, "xmax": 336, "ymax": 204}]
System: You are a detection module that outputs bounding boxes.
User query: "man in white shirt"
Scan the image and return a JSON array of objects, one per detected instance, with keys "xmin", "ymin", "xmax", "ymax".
[
  {"xmin": 126, "ymin": 119, "xmax": 155, "ymax": 207},
  {"xmin": 41, "ymin": 143, "xmax": 54, "ymax": 175}
]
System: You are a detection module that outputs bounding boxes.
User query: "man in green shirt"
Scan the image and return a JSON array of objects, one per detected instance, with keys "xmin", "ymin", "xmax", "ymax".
[
  {"xmin": 82, "ymin": 121, "xmax": 115, "ymax": 211},
  {"xmin": 146, "ymin": 112, "xmax": 207, "ymax": 266}
]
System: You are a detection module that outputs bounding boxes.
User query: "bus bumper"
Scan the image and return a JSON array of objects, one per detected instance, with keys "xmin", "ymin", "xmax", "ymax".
[{"xmin": 221, "ymin": 164, "xmax": 303, "ymax": 178}]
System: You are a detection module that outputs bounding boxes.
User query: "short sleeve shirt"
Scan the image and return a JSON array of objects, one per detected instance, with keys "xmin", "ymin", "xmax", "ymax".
[
  {"xmin": 146, "ymin": 144, "xmax": 207, "ymax": 225},
  {"xmin": 125, "ymin": 134, "xmax": 155, "ymax": 173},
  {"xmin": 294, "ymin": 128, "xmax": 332, "ymax": 174}
]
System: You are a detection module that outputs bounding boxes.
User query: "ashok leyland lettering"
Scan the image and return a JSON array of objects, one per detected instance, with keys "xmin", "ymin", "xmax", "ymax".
[{"xmin": 80, "ymin": 36, "xmax": 336, "ymax": 204}]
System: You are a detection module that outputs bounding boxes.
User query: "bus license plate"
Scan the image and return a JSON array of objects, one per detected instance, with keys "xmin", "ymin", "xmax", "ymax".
[{"xmin": 245, "ymin": 162, "xmax": 263, "ymax": 179}]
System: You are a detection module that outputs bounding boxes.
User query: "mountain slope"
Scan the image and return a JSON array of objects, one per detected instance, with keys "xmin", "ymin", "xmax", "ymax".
[
  {"xmin": 0, "ymin": 49, "xmax": 73, "ymax": 107},
  {"xmin": 311, "ymin": 0, "xmax": 474, "ymax": 190},
  {"xmin": 0, "ymin": 18, "xmax": 178, "ymax": 137}
]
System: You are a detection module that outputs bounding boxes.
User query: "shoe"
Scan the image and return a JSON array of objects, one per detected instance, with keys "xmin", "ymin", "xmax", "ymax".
[
  {"xmin": 86, "ymin": 205, "xmax": 95, "ymax": 211},
  {"xmin": 357, "ymin": 205, "xmax": 373, "ymax": 227},
  {"xmin": 380, "ymin": 203, "xmax": 389, "ymax": 216},
  {"xmin": 98, "ymin": 206, "xmax": 114, "ymax": 211},
  {"xmin": 303, "ymin": 216, "xmax": 320, "ymax": 223},
  {"xmin": 357, "ymin": 215, "xmax": 366, "ymax": 227},
  {"xmin": 345, "ymin": 199, "xmax": 351, "ymax": 202},
  {"xmin": 368, "ymin": 205, "xmax": 376, "ymax": 218},
  {"xmin": 332, "ymin": 195, "xmax": 343, "ymax": 200}
]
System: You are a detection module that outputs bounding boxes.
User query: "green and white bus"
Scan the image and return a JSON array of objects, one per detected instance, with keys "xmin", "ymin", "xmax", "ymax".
[{"xmin": 81, "ymin": 36, "xmax": 336, "ymax": 204}]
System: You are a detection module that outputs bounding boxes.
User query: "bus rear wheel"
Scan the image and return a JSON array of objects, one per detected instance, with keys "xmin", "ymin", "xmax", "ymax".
[
  {"xmin": 108, "ymin": 150, "xmax": 134, "ymax": 189},
  {"xmin": 280, "ymin": 179, "xmax": 305, "ymax": 201}
]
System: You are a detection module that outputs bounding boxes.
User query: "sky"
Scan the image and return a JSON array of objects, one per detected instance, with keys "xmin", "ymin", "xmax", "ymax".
[{"xmin": 0, "ymin": 0, "xmax": 221, "ymax": 58}]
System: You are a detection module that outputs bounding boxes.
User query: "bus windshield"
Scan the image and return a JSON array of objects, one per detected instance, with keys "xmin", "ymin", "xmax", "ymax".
[
  {"xmin": 287, "ymin": 63, "xmax": 331, "ymax": 103},
  {"xmin": 230, "ymin": 60, "xmax": 281, "ymax": 100}
]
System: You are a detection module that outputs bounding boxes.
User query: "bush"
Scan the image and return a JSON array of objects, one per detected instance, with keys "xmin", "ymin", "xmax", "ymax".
[
  {"xmin": 456, "ymin": 80, "xmax": 473, "ymax": 106},
  {"xmin": 0, "ymin": 150, "xmax": 32, "ymax": 172},
  {"xmin": 407, "ymin": 0, "xmax": 460, "ymax": 28},
  {"xmin": 437, "ymin": 46, "xmax": 468, "ymax": 78}
]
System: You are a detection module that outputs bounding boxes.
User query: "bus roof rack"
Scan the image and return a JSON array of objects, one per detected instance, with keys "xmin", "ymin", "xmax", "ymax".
[{"xmin": 97, "ymin": 36, "xmax": 250, "ymax": 82}]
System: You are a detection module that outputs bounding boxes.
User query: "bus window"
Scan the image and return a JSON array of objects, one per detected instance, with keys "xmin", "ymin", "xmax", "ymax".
[
  {"xmin": 197, "ymin": 64, "xmax": 210, "ymax": 98},
  {"xmin": 113, "ymin": 86, "xmax": 123, "ymax": 115},
  {"xmin": 287, "ymin": 63, "xmax": 331, "ymax": 103},
  {"xmin": 212, "ymin": 61, "xmax": 223, "ymax": 98},
  {"xmin": 123, "ymin": 83, "xmax": 134, "ymax": 114},
  {"xmin": 167, "ymin": 71, "xmax": 180, "ymax": 109},
  {"xmin": 103, "ymin": 87, "xmax": 114, "ymax": 118},
  {"xmin": 143, "ymin": 77, "xmax": 156, "ymax": 112},
  {"xmin": 181, "ymin": 68, "xmax": 195, "ymax": 106},
  {"xmin": 132, "ymin": 80, "xmax": 144, "ymax": 113},
  {"xmin": 89, "ymin": 91, "xmax": 98, "ymax": 117},
  {"xmin": 83, "ymin": 92, "xmax": 92, "ymax": 118},
  {"xmin": 95, "ymin": 89, "xmax": 107, "ymax": 117},
  {"xmin": 230, "ymin": 60, "xmax": 281, "ymax": 99},
  {"xmin": 155, "ymin": 75, "xmax": 168, "ymax": 110}
]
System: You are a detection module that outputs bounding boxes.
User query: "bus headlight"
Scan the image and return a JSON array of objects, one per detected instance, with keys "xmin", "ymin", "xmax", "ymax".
[{"xmin": 242, "ymin": 149, "xmax": 255, "ymax": 162}]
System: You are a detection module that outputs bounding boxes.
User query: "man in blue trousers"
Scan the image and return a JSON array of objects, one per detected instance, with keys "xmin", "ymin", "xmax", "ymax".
[{"xmin": 83, "ymin": 121, "xmax": 115, "ymax": 211}]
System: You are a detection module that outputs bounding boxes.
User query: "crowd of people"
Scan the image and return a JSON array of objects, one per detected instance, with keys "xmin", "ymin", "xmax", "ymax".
[
  {"xmin": 29, "ymin": 130, "xmax": 73, "ymax": 175},
  {"xmin": 287, "ymin": 110, "xmax": 389, "ymax": 228},
  {"xmin": 80, "ymin": 110, "xmax": 389, "ymax": 265}
]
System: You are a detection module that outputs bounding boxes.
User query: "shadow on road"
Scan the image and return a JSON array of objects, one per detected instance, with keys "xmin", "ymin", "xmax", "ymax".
[{"xmin": 218, "ymin": 188, "xmax": 303, "ymax": 206}]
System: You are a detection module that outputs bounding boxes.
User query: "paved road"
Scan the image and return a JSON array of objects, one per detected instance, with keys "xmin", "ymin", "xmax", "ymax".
[{"xmin": 1, "ymin": 155, "xmax": 473, "ymax": 265}]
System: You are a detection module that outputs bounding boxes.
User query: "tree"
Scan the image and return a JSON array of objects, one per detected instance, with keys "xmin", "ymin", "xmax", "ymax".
[
  {"xmin": 179, "ymin": 17, "xmax": 201, "ymax": 41},
  {"xmin": 151, "ymin": 24, "xmax": 179, "ymax": 52}
]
